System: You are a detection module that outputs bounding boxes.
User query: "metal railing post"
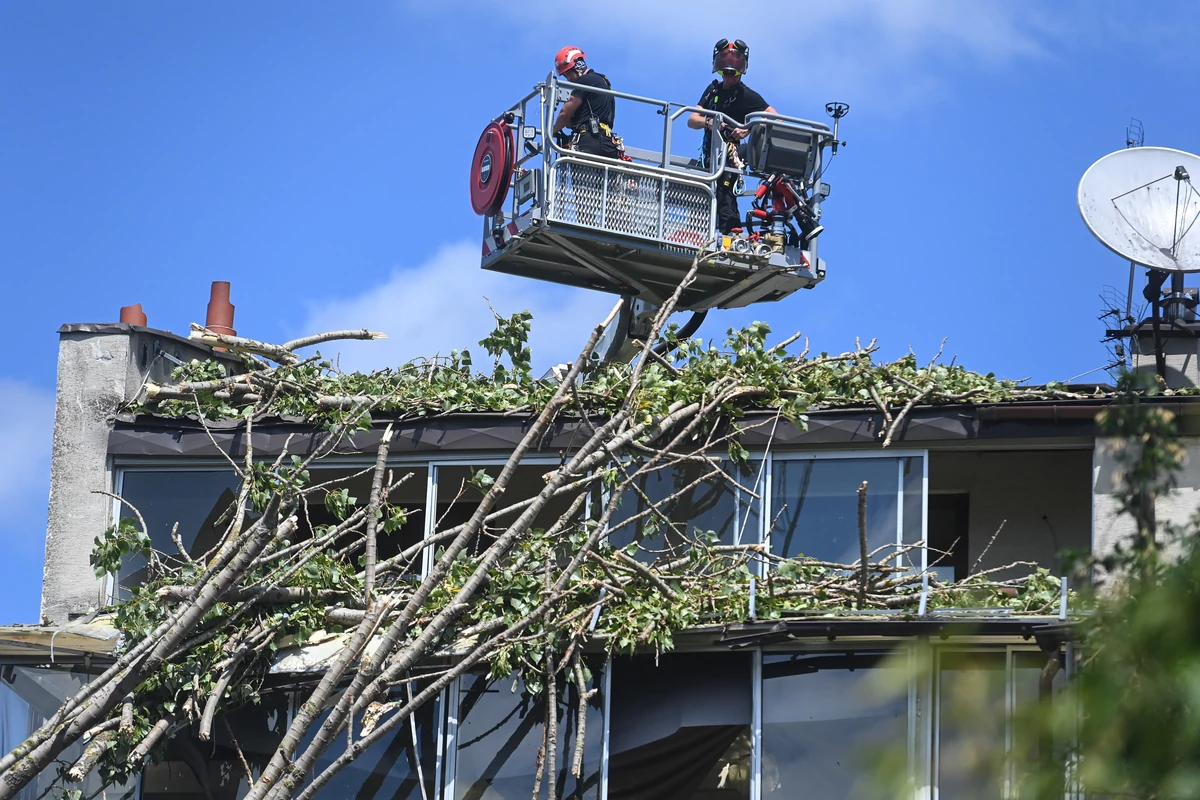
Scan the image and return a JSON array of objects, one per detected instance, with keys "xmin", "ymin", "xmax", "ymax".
[{"xmin": 661, "ymin": 103, "xmax": 671, "ymax": 169}]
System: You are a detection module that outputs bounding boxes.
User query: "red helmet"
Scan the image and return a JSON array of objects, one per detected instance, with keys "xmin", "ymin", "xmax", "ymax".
[
  {"xmin": 712, "ymin": 38, "xmax": 749, "ymax": 75},
  {"xmin": 555, "ymin": 46, "xmax": 587, "ymax": 76}
]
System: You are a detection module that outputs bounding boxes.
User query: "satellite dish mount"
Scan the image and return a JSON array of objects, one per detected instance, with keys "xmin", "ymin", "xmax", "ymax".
[{"xmin": 1079, "ymin": 146, "xmax": 1200, "ymax": 379}]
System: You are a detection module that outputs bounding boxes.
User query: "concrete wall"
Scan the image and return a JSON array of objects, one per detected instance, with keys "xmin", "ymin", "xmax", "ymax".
[
  {"xmin": 1132, "ymin": 331, "xmax": 1200, "ymax": 390},
  {"xmin": 1093, "ymin": 436, "xmax": 1200, "ymax": 562},
  {"xmin": 928, "ymin": 449, "xmax": 1093, "ymax": 579},
  {"xmin": 42, "ymin": 325, "xmax": 235, "ymax": 623}
]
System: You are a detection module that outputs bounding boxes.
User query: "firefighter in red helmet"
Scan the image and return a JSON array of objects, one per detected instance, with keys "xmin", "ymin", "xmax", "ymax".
[
  {"xmin": 688, "ymin": 39, "xmax": 779, "ymax": 235},
  {"xmin": 551, "ymin": 47, "xmax": 622, "ymax": 160}
]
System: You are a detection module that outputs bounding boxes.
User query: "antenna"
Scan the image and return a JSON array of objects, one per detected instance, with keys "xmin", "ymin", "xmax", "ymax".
[
  {"xmin": 1123, "ymin": 119, "xmax": 1143, "ymax": 321},
  {"xmin": 1099, "ymin": 284, "xmax": 1133, "ymax": 372},
  {"xmin": 825, "ymin": 102, "xmax": 849, "ymax": 155},
  {"xmin": 1080, "ymin": 146, "xmax": 1200, "ymax": 379},
  {"xmin": 1126, "ymin": 117, "xmax": 1144, "ymax": 149}
]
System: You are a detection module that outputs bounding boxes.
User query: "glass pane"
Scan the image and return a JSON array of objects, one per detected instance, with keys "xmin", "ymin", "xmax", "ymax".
[
  {"xmin": 608, "ymin": 652, "xmax": 751, "ymax": 800},
  {"xmin": 299, "ymin": 466, "xmax": 428, "ymax": 575},
  {"xmin": 117, "ymin": 465, "xmax": 429, "ymax": 592},
  {"xmin": 608, "ymin": 459, "xmax": 761, "ymax": 563},
  {"xmin": 901, "ymin": 457, "xmax": 925, "ymax": 572},
  {"xmin": 0, "ymin": 666, "xmax": 135, "ymax": 800},
  {"xmin": 761, "ymin": 651, "xmax": 909, "ymax": 799},
  {"xmin": 436, "ymin": 465, "xmax": 579, "ymax": 559},
  {"xmin": 455, "ymin": 667, "xmax": 603, "ymax": 800},
  {"xmin": 118, "ymin": 469, "xmax": 240, "ymax": 590},
  {"xmin": 1011, "ymin": 651, "xmax": 1065, "ymax": 800},
  {"xmin": 937, "ymin": 651, "xmax": 1006, "ymax": 800},
  {"xmin": 302, "ymin": 684, "xmax": 440, "ymax": 800},
  {"xmin": 769, "ymin": 458, "xmax": 902, "ymax": 565},
  {"xmin": 141, "ymin": 693, "xmax": 289, "ymax": 800}
]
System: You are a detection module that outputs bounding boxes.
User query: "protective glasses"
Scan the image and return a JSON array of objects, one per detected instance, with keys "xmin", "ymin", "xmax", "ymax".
[
  {"xmin": 713, "ymin": 39, "xmax": 749, "ymax": 74},
  {"xmin": 714, "ymin": 38, "xmax": 749, "ymax": 56}
]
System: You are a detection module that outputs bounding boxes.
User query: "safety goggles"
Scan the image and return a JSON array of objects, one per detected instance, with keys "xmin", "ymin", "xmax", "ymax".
[
  {"xmin": 713, "ymin": 39, "xmax": 748, "ymax": 74},
  {"xmin": 714, "ymin": 38, "xmax": 749, "ymax": 56}
]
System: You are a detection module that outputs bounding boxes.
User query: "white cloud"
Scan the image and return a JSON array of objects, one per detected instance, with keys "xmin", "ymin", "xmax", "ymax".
[
  {"xmin": 301, "ymin": 242, "xmax": 616, "ymax": 373},
  {"xmin": 402, "ymin": 0, "xmax": 1068, "ymax": 109},
  {"xmin": 0, "ymin": 380, "xmax": 54, "ymax": 548}
]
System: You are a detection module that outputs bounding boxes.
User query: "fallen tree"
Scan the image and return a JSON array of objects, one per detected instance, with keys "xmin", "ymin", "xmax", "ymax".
[{"xmin": 0, "ymin": 258, "xmax": 1081, "ymax": 799}]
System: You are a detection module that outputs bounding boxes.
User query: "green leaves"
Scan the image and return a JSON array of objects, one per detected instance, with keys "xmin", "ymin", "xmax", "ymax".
[
  {"xmin": 89, "ymin": 517, "xmax": 150, "ymax": 578},
  {"xmin": 248, "ymin": 458, "xmax": 310, "ymax": 512},
  {"xmin": 470, "ymin": 469, "xmax": 496, "ymax": 493},
  {"xmin": 381, "ymin": 504, "xmax": 409, "ymax": 534},
  {"xmin": 142, "ymin": 307, "xmax": 1088, "ymax": 446},
  {"xmin": 170, "ymin": 358, "xmax": 228, "ymax": 384},
  {"xmin": 324, "ymin": 488, "xmax": 356, "ymax": 521},
  {"xmin": 479, "ymin": 308, "xmax": 534, "ymax": 384}
]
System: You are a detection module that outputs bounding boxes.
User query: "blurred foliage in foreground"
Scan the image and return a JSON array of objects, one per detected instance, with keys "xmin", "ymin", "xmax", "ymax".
[{"xmin": 868, "ymin": 372, "xmax": 1200, "ymax": 799}]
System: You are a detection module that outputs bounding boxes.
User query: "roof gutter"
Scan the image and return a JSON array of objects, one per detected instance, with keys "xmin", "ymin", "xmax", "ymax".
[{"xmin": 977, "ymin": 400, "xmax": 1200, "ymax": 423}]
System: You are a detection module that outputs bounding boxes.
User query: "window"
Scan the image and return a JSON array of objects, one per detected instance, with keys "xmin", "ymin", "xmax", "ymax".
[
  {"xmin": 302, "ymin": 683, "xmax": 441, "ymax": 800},
  {"xmin": 115, "ymin": 465, "xmax": 429, "ymax": 594},
  {"xmin": 114, "ymin": 452, "xmax": 931, "ymax": 594},
  {"xmin": 296, "ymin": 466, "xmax": 428, "ymax": 574},
  {"xmin": 608, "ymin": 459, "xmax": 761, "ymax": 562},
  {"xmin": 761, "ymin": 650, "xmax": 909, "ymax": 799},
  {"xmin": 1010, "ymin": 651, "xmax": 1067, "ymax": 800},
  {"xmin": 117, "ymin": 469, "xmax": 240, "ymax": 591},
  {"xmin": 936, "ymin": 651, "xmax": 1007, "ymax": 799},
  {"xmin": 140, "ymin": 692, "xmax": 290, "ymax": 800},
  {"xmin": 769, "ymin": 456, "xmax": 924, "ymax": 568},
  {"xmin": 928, "ymin": 494, "xmax": 970, "ymax": 582},
  {"xmin": 435, "ymin": 464, "xmax": 580, "ymax": 559},
  {"xmin": 935, "ymin": 649, "xmax": 1064, "ymax": 800},
  {"xmin": 607, "ymin": 652, "xmax": 752, "ymax": 800},
  {"xmin": 0, "ymin": 665, "xmax": 137, "ymax": 800},
  {"xmin": 454, "ymin": 666, "xmax": 604, "ymax": 800}
]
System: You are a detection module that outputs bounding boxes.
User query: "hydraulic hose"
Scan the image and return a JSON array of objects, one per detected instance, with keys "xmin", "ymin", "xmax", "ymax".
[{"xmin": 653, "ymin": 310, "xmax": 708, "ymax": 356}]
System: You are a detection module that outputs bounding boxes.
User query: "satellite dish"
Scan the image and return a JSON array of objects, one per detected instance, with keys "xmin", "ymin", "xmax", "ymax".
[{"xmin": 1078, "ymin": 146, "xmax": 1200, "ymax": 272}]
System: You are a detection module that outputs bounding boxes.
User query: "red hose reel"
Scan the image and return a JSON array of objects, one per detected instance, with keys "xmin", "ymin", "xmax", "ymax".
[{"xmin": 469, "ymin": 120, "xmax": 515, "ymax": 217}]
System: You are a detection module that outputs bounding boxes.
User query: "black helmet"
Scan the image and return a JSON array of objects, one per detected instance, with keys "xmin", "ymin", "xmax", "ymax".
[{"xmin": 712, "ymin": 38, "xmax": 749, "ymax": 75}]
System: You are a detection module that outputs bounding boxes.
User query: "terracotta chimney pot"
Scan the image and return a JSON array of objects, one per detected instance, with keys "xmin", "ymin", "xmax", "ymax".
[
  {"xmin": 119, "ymin": 303, "xmax": 147, "ymax": 327},
  {"xmin": 205, "ymin": 281, "xmax": 236, "ymax": 337}
]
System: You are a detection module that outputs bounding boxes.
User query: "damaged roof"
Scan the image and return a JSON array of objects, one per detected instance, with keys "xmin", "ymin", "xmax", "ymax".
[{"xmin": 107, "ymin": 394, "xmax": 1200, "ymax": 458}]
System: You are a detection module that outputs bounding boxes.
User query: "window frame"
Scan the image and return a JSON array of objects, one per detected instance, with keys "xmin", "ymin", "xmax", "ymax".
[
  {"xmin": 108, "ymin": 454, "xmax": 566, "ymax": 602},
  {"xmin": 931, "ymin": 644, "xmax": 1060, "ymax": 800},
  {"xmin": 763, "ymin": 449, "xmax": 930, "ymax": 575},
  {"xmin": 105, "ymin": 448, "xmax": 951, "ymax": 800},
  {"xmin": 757, "ymin": 642, "xmax": 920, "ymax": 798},
  {"xmin": 110, "ymin": 448, "xmax": 933, "ymax": 599}
]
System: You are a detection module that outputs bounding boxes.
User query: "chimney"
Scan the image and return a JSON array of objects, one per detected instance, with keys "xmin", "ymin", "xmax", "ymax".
[
  {"xmin": 44, "ymin": 319, "xmax": 246, "ymax": 623},
  {"xmin": 118, "ymin": 303, "xmax": 147, "ymax": 326},
  {"xmin": 205, "ymin": 281, "xmax": 236, "ymax": 337}
]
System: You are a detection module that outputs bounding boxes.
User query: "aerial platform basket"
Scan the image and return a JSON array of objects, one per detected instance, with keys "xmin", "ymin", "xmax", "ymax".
[{"xmin": 470, "ymin": 76, "xmax": 843, "ymax": 313}]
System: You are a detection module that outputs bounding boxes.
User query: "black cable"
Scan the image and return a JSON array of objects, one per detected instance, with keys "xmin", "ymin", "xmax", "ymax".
[{"xmin": 652, "ymin": 311, "xmax": 709, "ymax": 356}]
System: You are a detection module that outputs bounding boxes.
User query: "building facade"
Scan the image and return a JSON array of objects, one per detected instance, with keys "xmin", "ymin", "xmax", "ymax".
[{"xmin": 6, "ymin": 322, "xmax": 1193, "ymax": 800}]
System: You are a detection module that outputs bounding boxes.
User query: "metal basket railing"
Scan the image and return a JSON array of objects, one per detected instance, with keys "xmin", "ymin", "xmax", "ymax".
[
  {"xmin": 547, "ymin": 156, "xmax": 715, "ymax": 246},
  {"xmin": 486, "ymin": 75, "xmax": 835, "ymax": 261}
]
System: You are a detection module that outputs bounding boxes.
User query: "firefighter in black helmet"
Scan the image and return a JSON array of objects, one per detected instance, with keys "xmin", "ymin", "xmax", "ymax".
[{"xmin": 688, "ymin": 39, "xmax": 779, "ymax": 235}]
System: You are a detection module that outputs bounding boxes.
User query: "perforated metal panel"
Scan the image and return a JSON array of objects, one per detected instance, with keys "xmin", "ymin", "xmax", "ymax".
[
  {"xmin": 662, "ymin": 180, "xmax": 713, "ymax": 248},
  {"xmin": 549, "ymin": 160, "xmax": 714, "ymax": 247}
]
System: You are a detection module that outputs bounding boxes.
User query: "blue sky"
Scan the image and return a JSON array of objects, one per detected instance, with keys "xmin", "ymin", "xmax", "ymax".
[{"xmin": 1, "ymin": 1, "xmax": 1198, "ymax": 622}]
